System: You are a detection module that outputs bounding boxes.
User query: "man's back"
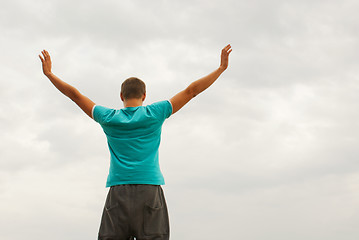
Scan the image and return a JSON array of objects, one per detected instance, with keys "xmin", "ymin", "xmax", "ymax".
[{"xmin": 93, "ymin": 100, "xmax": 172, "ymax": 187}]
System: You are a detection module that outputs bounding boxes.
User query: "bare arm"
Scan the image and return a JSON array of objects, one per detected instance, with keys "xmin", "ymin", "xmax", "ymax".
[
  {"xmin": 39, "ymin": 50, "xmax": 95, "ymax": 118},
  {"xmin": 170, "ymin": 44, "xmax": 232, "ymax": 114}
]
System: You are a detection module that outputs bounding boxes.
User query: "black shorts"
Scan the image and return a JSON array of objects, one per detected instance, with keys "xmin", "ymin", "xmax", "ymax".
[{"xmin": 98, "ymin": 185, "xmax": 170, "ymax": 240}]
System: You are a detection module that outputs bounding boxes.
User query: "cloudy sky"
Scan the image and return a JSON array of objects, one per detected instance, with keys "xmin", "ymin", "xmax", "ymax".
[{"xmin": 1, "ymin": 0, "xmax": 359, "ymax": 239}]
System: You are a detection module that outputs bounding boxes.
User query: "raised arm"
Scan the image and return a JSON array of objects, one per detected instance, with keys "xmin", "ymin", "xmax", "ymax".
[
  {"xmin": 39, "ymin": 50, "xmax": 95, "ymax": 118},
  {"xmin": 169, "ymin": 44, "xmax": 232, "ymax": 114}
]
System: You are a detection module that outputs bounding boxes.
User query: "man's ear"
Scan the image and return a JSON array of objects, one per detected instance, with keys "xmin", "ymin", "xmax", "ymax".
[
  {"xmin": 142, "ymin": 92, "xmax": 146, "ymax": 102},
  {"xmin": 120, "ymin": 92, "xmax": 124, "ymax": 101}
]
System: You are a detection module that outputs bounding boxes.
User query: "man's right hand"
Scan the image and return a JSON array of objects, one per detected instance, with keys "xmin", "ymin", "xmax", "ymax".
[
  {"xmin": 219, "ymin": 44, "xmax": 232, "ymax": 72},
  {"xmin": 39, "ymin": 50, "xmax": 53, "ymax": 77}
]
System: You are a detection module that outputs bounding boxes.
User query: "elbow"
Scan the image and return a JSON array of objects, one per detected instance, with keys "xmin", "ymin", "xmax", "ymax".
[{"xmin": 67, "ymin": 88, "xmax": 81, "ymax": 102}]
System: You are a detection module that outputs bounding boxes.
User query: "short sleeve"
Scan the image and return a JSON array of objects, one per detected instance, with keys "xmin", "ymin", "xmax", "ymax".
[
  {"xmin": 148, "ymin": 100, "xmax": 173, "ymax": 122},
  {"xmin": 92, "ymin": 105, "xmax": 115, "ymax": 124}
]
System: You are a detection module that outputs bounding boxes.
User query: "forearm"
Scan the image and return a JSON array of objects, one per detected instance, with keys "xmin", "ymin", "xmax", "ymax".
[
  {"xmin": 188, "ymin": 67, "xmax": 225, "ymax": 97},
  {"xmin": 46, "ymin": 73, "xmax": 79, "ymax": 100}
]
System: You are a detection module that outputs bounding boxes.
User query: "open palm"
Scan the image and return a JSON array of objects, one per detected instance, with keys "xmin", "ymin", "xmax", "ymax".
[
  {"xmin": 39, "ymin": 50, "xmax": 52, "ymax": 76},
  {"xmin": 220, "ymin": 44, "xmax": 232, "ymax": 71}
]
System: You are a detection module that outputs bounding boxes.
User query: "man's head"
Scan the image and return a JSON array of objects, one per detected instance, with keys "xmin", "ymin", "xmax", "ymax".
[{"xmin": 120, "ymin": 77, "xmax": 146, "ymax": 102}]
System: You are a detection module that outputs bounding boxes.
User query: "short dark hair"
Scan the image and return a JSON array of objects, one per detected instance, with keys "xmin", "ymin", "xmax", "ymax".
[{"xmin": 121, "ymin": 77, "xmax": 146, "ymax": 100}]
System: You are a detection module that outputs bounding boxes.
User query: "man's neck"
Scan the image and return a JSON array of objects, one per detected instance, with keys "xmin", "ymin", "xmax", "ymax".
[{"xmin": 123, "ymin": 98, "xmax": 143, "ymax": 108}]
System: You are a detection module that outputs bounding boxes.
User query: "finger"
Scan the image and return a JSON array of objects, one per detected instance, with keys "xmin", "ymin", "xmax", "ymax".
[
  {"xmin": 224, "ymin": 44, "xmax": 231, "ymax": 51},
  {"xmin": 39, "ymin": 54, "xmax": 44, "ymax": 62},
  {"xmin": 222, "ymin": 48, "xmax": 229, "ymax": 54},
  {"xmin": 43, "ymin": 50, "xmax": 50, "ymax": 59},
  {"xmin": 225, "ymin": 48, "xmax": 232, "ymax": 55}
]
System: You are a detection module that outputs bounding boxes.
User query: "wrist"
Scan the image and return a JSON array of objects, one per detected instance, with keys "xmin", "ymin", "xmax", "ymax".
[
  {"xmin": 218, "ymin": 66, "xmax": 226, "ymax": 73},
  {"xmin": 45, "ymin": 72, "xmax": 54, "ymax": 78}
]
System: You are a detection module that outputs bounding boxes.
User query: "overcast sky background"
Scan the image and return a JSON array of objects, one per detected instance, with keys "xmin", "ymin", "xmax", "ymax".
[{"xmin": 0, "ymin": 0, "xmax": 358, "ymax": 239}]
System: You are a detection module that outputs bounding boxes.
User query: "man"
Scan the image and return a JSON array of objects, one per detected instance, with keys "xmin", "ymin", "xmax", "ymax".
[{"xmin": 39, "ymin": 44, "xmax": 232, "ymax": 240}]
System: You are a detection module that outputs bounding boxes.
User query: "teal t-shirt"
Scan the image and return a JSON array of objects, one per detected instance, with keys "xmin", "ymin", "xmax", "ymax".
[{"xmin": 92, "ymin": 100, "xmax": 172, "ymax": 187}]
